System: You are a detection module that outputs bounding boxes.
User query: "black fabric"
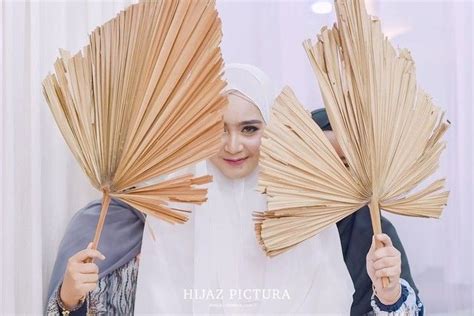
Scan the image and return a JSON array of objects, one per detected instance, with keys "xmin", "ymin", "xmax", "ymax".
[
  {"xmin": 56, "ymin": 300, "xmax": 87, "ymax": 316},
  {"xmin": 311, "ymin": 108, "xmax": 332, "ymax": 131},
  {"xmin": 336, "ymin": 206, "xmax": 419, "ymax": 315},
  {"xmin": 374, "ymin": 283, "xmax": 409, "ymax": 312}
]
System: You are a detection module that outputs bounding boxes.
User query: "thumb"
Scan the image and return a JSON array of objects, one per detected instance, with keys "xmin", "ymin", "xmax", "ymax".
[
  {"xmin": 375, "ymin": 233, "xmax": 393, "ymax": 248},
  {"xmin": 87, "ymin": 242, "xmax": 93, "ymax": 250}
]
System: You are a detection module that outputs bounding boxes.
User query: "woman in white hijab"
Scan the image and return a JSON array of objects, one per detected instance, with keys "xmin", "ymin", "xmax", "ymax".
[{"xmin": 134, "ymin": 64, "xmax": 421, "ymax": 315}]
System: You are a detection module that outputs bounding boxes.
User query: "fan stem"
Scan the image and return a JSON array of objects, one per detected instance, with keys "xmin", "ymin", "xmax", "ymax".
[
  {"xmin": 369, "ymin": 198, "xmax": 389, "ymax": 288},
  {"xmin": 86, "ymin": 188, "xmax": 111, "ymax": 263}
]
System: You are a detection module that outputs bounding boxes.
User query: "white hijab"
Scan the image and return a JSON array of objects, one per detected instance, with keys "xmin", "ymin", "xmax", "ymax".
[{"xmin": 134, "ymin": 64, "xmax": 354, "ymax": 315}]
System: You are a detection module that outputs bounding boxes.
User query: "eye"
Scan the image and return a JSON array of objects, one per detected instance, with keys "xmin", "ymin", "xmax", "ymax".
[{"xmin": 242, "ymin": 126, "xmax": 259, "ymax": 135}]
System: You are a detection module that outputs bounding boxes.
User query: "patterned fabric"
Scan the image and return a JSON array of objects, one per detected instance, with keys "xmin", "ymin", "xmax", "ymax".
[
  {"xmin": 369, "ymin": 279, "xmax": 424, "ymax": 316},
  {"xmin": 46, "ymin": 257, "xmax": 139, "ymax": 315}
]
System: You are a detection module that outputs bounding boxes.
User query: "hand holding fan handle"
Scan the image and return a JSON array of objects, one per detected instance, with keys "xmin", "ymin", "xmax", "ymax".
[
  {"xmin": 85, "ymin": 188, "xmax": 111, "ymax": 264},
  {"xmin": 369, "ymin": 198, "xmax": 390, "ymax": 288}
]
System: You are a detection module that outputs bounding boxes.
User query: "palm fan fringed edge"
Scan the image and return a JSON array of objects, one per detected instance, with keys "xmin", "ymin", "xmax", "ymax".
[
  {"xmin": 42, "ymin": 0, "xmax": 226, "ymax": 251},
  {"xmin": 255, "ymin": 87, "xmax": 367, "ymax": 257},
  {"xmin": 256, "ymin": 0, "xmax": 449, "ymax": 264}
]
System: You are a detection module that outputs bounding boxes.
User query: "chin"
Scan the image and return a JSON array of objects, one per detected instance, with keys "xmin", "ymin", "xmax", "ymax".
[{"xmin": 222, "ymin": 169, "xmax": 247, "ymax": 180}]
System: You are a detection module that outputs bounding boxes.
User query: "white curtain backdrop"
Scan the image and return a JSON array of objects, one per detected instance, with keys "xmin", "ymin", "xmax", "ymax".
[
  {"xmin": 0, "ymin": 1, "xmax": 133, "ymax": 313},
  {"xmin": 1, "ymin": 0, "xmax": 472, "ymax": 314}
]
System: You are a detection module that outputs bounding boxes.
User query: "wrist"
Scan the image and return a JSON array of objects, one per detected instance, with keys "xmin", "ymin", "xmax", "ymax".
[
  {"xmin": 58, "ymin": 284, "xmax": 85, "ymax": 311},
  {"xmin": 376, "ymin": 283, "xmax": 402, "ymax": 305}
]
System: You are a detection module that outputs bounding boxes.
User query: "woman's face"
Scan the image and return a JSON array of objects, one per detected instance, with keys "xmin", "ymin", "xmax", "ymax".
[{"xmin": 210, "ymin": 92, "xmax": 265, "ymax": 179}]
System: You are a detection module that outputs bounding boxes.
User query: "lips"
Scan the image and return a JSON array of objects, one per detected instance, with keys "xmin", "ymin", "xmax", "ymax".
[{"xmin": 223, "ymin": 157, "xmax": 248, "ymax": 166}]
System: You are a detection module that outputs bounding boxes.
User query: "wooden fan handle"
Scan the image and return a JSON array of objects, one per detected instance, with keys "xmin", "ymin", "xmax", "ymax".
[
  {"xmin": 85, "ymin": 190, "xmax": 111, "ymax": 264},
  {"xmin": 369, "ymin": 199, "xmax": 390, "ymax": 288},
  {"xmin": 374, "ymin": 237, "xmax": 390, "ymax": 288}
]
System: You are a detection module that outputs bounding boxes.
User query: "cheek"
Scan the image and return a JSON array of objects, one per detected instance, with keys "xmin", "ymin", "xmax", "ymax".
[{"xmin": 242, "ymin": 134, "xmax": 262, "ymax": 156}]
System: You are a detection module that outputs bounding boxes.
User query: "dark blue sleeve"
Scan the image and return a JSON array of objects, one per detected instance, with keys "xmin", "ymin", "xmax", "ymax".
[
  {"xmin": 374, "ymin": 284, "xmax": 424, "ymax": 314},
  {"xmin": 336, "ymin": 206, "xmax": 422, "ymax": 316},
  {"xmin": 55, "ymin": 300, "xmax": 87, "ymax": 315}
]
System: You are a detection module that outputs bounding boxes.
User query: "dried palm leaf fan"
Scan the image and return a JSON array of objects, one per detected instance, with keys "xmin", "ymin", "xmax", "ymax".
[
  {"xmin": 255, "ymin": 0, "xmax": 450, "ymax": 284},
  {"xmin": 42, "ymin": 0, "xmax": 226, "ymax": 252}
]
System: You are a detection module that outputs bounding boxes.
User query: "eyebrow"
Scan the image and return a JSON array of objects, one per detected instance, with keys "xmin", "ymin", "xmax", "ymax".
[{"xmin": 238, "ymin": 120, "xmax": 263, "ymax": 126}]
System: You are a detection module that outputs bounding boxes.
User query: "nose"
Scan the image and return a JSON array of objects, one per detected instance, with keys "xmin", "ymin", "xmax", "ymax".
[{"xmin": 224, "ymin": 132, "xmax": 243, "ymax": 154}]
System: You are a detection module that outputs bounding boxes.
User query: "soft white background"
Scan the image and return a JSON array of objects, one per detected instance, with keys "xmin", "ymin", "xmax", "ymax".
[{"xmin": 1, "ymin": 0, "xmax": 472, "ymax": 314}]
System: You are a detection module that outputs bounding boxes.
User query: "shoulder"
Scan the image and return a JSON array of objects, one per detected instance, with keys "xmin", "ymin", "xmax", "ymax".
[
  {"xmin": 337, "ymin": 206, "xmax": 399, "ymax": 239},
  {"xmin": 58, "ymin": 198, "xmax": 144, "ymax": 262},
  {"xmin": 68, "ymin": 198, "xmax": 144, "ymax": 228}
]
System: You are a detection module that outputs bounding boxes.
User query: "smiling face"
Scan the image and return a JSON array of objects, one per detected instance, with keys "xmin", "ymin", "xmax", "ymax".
[{"xmin": 209, "ymin": 91, "xmax": 265, "ymax": 179}]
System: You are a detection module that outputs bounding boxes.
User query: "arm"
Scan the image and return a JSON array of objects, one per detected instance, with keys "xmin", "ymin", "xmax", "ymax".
[
  {"xmin": 366, "ymin": 234, "xmax": 424, "ymax": 315},
  {"xmin": 315, "ymin": 108, "xmax": 423, "ymax": 314},
  {"xmin": 45, "ymin": 198, "xmax": 144, "ymax": 314},
  {"xmin": 46, "ymin": 244, "xmax": 104, "ymax": 315},
  {"xmin": 46, "ymin": 285, "xmax": 87, "ymax": 316},
  {"xmin": 336, "ymin": 207, "xmax": 422, "ymax": 315}
]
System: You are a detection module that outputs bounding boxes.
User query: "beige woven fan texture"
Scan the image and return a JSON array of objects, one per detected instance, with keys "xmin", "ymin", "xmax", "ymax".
[
  {"xmin": 42, "ymin": 0, "xmax": 227, "ymax": 249},
  {"xmin": 256, "ymin": 0, "xmax": 449, "ymax": 258}
]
